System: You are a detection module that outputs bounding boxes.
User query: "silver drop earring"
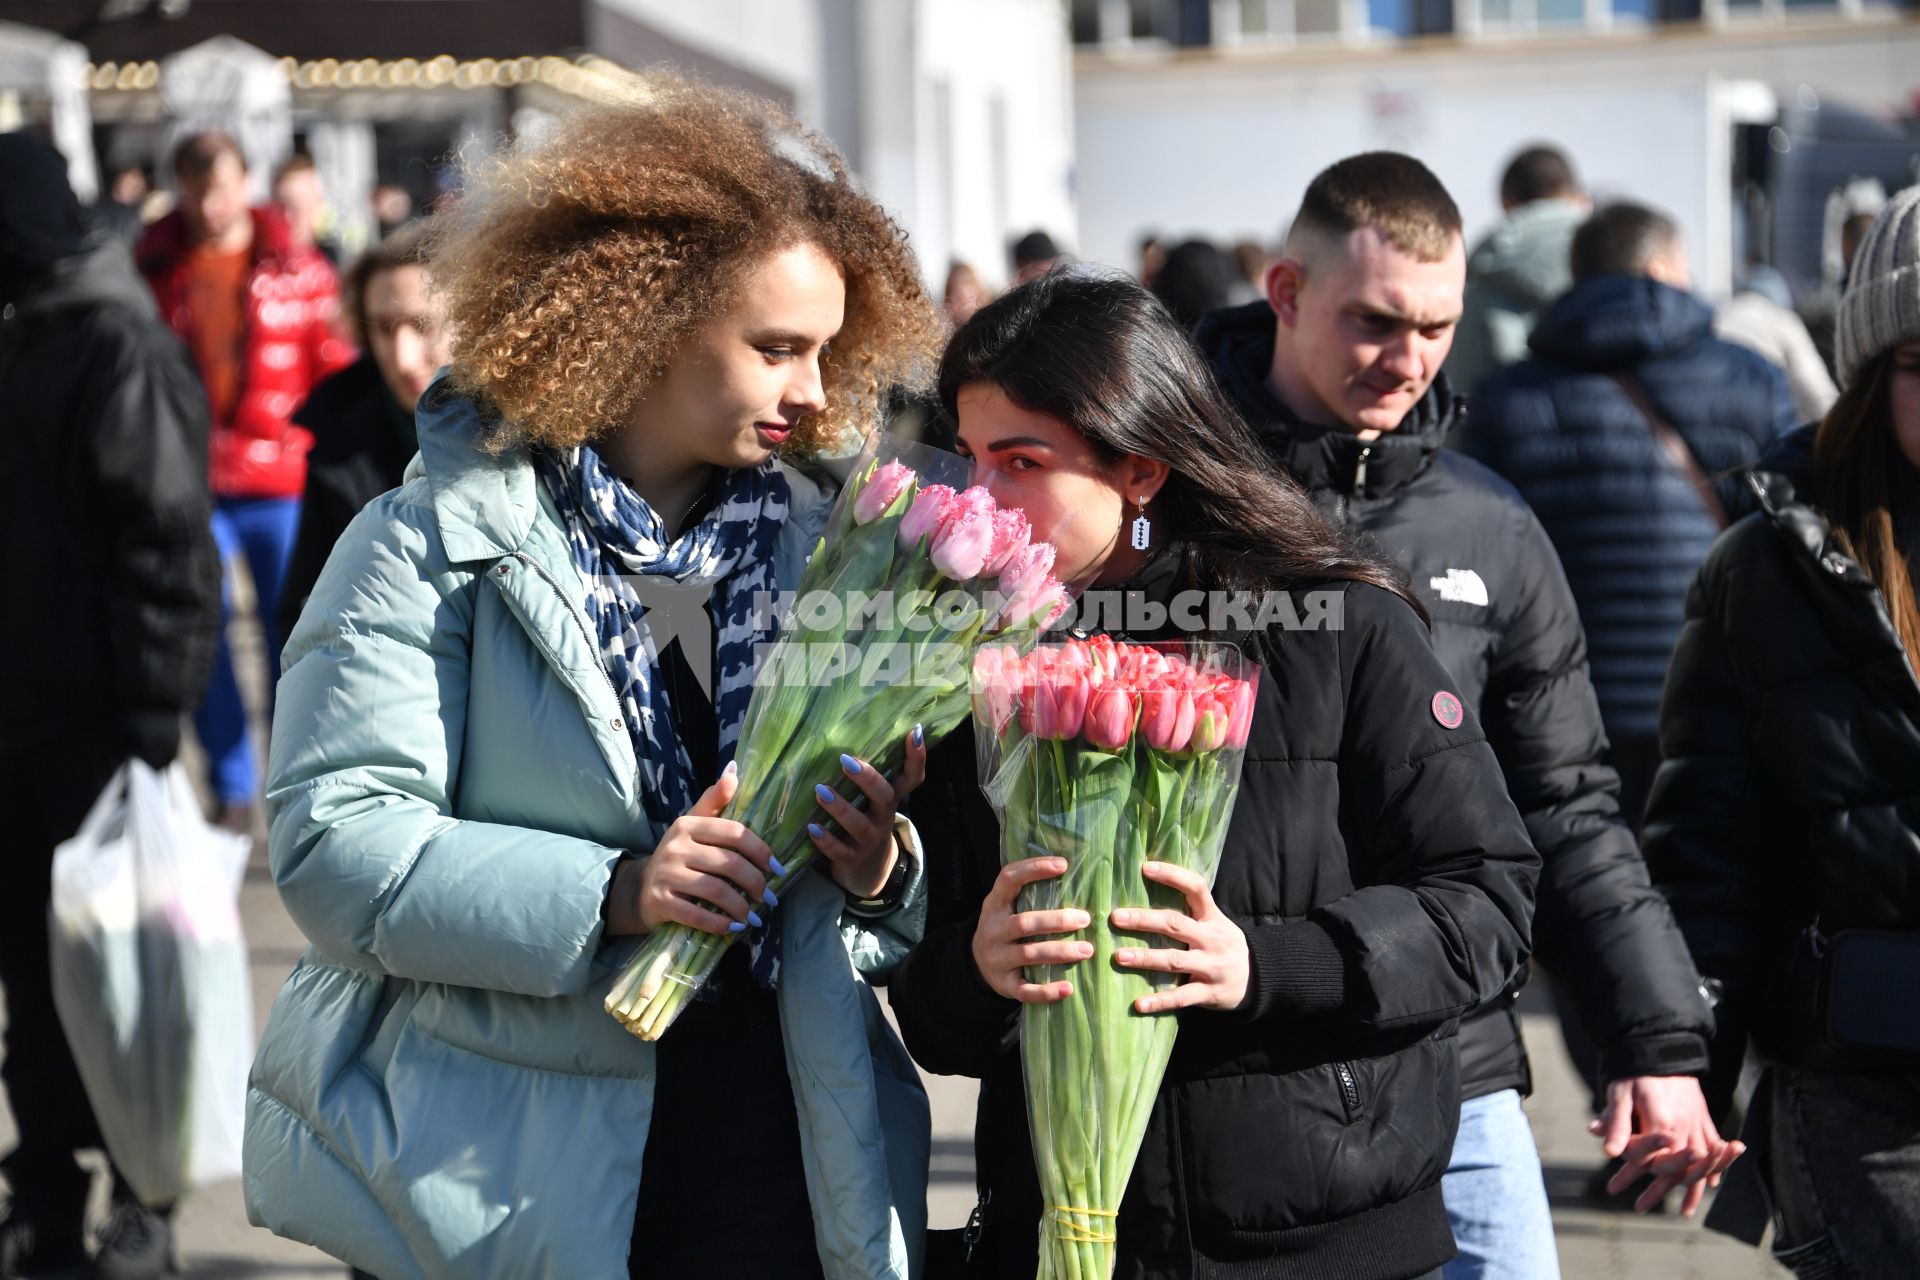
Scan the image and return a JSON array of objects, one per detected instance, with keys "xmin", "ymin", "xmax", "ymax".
[{"xmin": 1130, "ymin": 498, "xmax": 1152, "ymax": 551}]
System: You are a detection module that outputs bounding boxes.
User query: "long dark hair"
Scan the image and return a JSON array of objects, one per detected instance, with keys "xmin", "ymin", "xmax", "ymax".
[
  {"xmin": 937, "ymin": 269, "xmax": 1425, "ymax": 620},
  {"xmin": 1815, "ymin": 352, "xmax": 1920, "ymax": 675}
]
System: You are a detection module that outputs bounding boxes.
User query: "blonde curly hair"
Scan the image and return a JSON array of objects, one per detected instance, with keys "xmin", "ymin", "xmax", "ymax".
[{"xmin": 429, "ymin": 76, "xmax": 940, "ymax": 453}]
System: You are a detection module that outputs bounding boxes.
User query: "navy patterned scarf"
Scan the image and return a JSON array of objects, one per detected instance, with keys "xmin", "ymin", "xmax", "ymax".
[{"xmin": 536, "ymin": 444, "xmax": 789, "ymax": 844}]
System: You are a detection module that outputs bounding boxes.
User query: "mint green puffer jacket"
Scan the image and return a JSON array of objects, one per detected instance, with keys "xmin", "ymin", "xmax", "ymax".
[{"xmin": 244, "ymin": 386, "xmax": 931, "ymax": 1279}]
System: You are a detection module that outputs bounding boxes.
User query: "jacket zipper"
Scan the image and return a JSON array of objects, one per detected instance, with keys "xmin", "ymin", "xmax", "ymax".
[
  {"xmin": 1335, "ymin": 1061, "xmax": 1361, "ymax": 1118},
  {"xmin": 1332, "ymin": 445, "xmax": 1372, "ymax": 528}
]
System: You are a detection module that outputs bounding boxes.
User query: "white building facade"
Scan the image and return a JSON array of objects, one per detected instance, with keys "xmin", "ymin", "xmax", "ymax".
[
  {"xmin": 599, "ymin": 0, "xmax": 1078, "ymax": 290},
  {"xmin": 1073, "ymin": 3, "xmax": 1920, "ymax": 296}
]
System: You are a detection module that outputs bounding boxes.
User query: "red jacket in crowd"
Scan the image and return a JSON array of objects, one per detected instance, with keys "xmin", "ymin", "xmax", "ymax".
[{"xmin": 138, "ymin": 205, "xmax": 355, "ymax": 500}]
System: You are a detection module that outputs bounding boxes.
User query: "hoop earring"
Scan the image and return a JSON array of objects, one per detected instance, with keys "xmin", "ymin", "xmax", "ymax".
[{"xmin": 1129, "ymin": 498, "xmax": 1152, "ymax": 552}]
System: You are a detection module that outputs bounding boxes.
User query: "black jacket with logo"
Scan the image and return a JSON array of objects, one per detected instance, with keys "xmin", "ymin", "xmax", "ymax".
[
  {"xmin": 1194, "ymin": 300, "xmax": 1713, "ymax": 1098},
  {"xmin": 892, "ymin": 550, "xmax": 1539, "ymax": 1279}
]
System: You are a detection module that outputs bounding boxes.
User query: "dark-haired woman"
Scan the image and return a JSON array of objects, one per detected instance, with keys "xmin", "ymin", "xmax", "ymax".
[
  {"xmin": 889, "ymin": 271, "xmax": 1540, "ymax": 1280},
  {"xmin": 1642, "ymin": 187, "xmax": 1920, "ymax": 1277}
]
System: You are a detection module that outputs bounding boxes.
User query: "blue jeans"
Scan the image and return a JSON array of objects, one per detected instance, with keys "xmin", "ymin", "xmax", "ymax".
[
  {"xmin": 1441, "ymin": 1089, "xmax": 1560, "ymax": 1280},
  {"xmin": 193, "ymin": 495, "xmax": 300, "ymax": 807}
]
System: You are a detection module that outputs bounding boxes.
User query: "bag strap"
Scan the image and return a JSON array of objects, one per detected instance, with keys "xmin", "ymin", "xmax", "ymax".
[{"xmin": 1611, "ymin": 374, "xmax": 1730, "ymax": 531}]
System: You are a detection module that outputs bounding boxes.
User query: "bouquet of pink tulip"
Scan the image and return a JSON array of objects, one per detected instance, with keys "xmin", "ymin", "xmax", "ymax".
[
  {"xmin": 971, "ymin": 635, "xmax": 1258, "ymax": 1279},
  {"xmin": 606, "ymin": 435, "xmax": 1070, "ymax": 1040}
]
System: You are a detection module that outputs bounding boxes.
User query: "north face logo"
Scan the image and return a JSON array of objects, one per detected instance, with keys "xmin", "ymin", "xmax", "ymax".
[{"xmin": 1429, "ymin": 568, "xmax": 1489, "ymax": 607}]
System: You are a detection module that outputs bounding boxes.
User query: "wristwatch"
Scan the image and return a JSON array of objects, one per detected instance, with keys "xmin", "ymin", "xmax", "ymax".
[{"xmin": 843, "ymin": 819, "xmax": 918, "ymax": 919}]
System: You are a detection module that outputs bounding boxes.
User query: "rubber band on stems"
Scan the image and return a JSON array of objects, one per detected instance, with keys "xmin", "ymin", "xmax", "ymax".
[{"xmin": 1042, "ymin": 1204, "xmax": 1118, "ymax": 1245}]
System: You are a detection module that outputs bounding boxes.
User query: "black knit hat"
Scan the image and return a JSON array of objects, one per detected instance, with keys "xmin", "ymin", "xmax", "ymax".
[{"xmin": 0, "ymin": 131, "xmax": 84, "ymax": 305}]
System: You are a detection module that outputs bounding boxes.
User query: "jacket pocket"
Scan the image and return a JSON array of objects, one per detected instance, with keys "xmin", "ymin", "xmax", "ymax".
[{"xmin": 1174, "ymin": 1037, "xmax": 1457, "ymax": 1240}]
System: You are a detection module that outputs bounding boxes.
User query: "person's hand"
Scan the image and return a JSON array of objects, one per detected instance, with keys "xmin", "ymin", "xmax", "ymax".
[
  {"xmin": 1109, "ymin": 861, "xmax": 1250, "ymax": 1013},
  {"xmin": 606, "ymin": 763, "xmax": 780, "ymax": 937},
  {"xmin": 1590, "ymin": 1074, "xmax": 1746, "ymax": 1216},
  {"xmin": 806, "ymin": 724, "xmax": 929, "ymax": 897},
  {"xmin": 970, "ymin": 856, "xmax": 1094, "ymax": 1002},
  {"xmin": 126, "ymin": 710, "xmax": 182, "ymax": 771}
]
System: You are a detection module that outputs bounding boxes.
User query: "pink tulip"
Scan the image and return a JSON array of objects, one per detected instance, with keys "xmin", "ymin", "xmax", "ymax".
[
  {"xmin": 973, "ymin": 647, "xmax": 1020, "ymax": 733},
  {"xmin": 1004, "ymin": 575, "xmax": 1069, "ymax": 630},
  {"xmin": 854, "ymin": 460, "xmax": 915, "ymax": 524},
  {"xmin": 1141, "ymin": 679, "xmax": 1198, "ymax": 753},
  {"xmin": 898, "ymin": 484, "xmax": 956, "ymax": 551},
  {"xmin": 1027, "ymin": 664, "xmax": 1091, "ymax": 740},
  {"xmin": 1188, "ymin": 692, "xmax": 1229, "ymax": 752},
  {"xmin": 929, "ymin": 498, "xmax": 995, "ymax": 579},
  {"xmin": 1039, "ymin": 581, "xmax": 1072, "ymax": 629},
  {"xmin": 982, "ymin": 506, "xmax": 1032, "ymax": 576},
  {"xmin": 1083, "ymin": 684, "xmax": 1138, "ymax": 750},
  {"xmin": 1222, "ymin": 677, "xmax": 1257, "ymax": 748},
  {"xmin": 998, "ymin": 542, "xmax": 1055, "ymax": 600},
  {"xmin": 1088, "ymin": 635, "xmax": 1122, "ymax": 680},
  {"xmin": 948, "ymin": 485, "xmax": 997, "ymax": 527}
]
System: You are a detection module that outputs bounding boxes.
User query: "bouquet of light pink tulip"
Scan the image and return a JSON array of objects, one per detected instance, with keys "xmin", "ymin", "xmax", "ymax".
[
  {"xmin": 607, "ymin": 435, "xmax": 1070, "ymax": 1040},
  {"xmin": 971, "ymin": 635, "xmax": 1258, "ymax": 1279}
]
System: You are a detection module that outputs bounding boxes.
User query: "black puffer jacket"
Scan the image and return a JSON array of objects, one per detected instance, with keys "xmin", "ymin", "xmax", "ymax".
[
  {"xmin": 1643, "ymin": 426, "xmax": 1920, "ymax": 1098},
  {"xmin": 1195, "ymin": 300, "xmax": 1713, "ymax": 1096},
  {"xmin": 0, "ymin": 237, "xmax": 219, "ymax": 759},
  {"xmin": 892, "ymin": 552, "xmax": 1539, "ymax": 1280},
  {"xmin": 1464, "ymin": 276, "xmax": 1796, "ymax": 740},
  {"xmin": 277, "ymin": 355, "xmax": 420, "ymax": 648}
]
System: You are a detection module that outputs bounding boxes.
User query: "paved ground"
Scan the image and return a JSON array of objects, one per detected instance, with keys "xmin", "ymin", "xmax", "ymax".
[{"xmin": 1, "ymin": 597, "xmax": 1786, "ymax": 1277}]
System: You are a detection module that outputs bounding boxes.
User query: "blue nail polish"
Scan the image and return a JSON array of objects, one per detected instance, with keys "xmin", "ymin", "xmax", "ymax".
[
  {"xmin": 912, "ymin": 723, "xmax": 924, "ymax": 747},
  {"xmin": 840, "ymin": 753, "xmax": 862, "ymax": 774},
  {"xmin": 769, "ymin": 855, "xmax": 788, "ymax": 878},
  {"xmin": 807, "ymin": 822, "xmax": 826, "ymax": 841},
  {"xmin": 815, "ymin": 783, "xmax": 837, "ymax": 804},
  {"xmin": 728, "ymin": 921, "xmax": 747, "ymax": 934},
  {"xmin": 748, "ymin": 910, "xmax": 764, "ymax": 929},
  {"xmin": 764, "ymin": 888, "xmax": 779, "ymax": 908}
]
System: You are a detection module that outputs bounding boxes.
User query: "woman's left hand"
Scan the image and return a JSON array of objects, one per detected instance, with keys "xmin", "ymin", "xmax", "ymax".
[
  {"xmin": 1110, "ymin": 861, "xmax": 1250, "ymax": 1013},
  {"xmin": 808, "ymin": 724, "xmax": 929, "ymax": 897}
]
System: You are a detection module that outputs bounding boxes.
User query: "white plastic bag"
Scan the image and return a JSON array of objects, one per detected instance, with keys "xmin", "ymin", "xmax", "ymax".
[{"xmin": 48, "ymin": 759, "xmax": 254, "ymax": 1205}]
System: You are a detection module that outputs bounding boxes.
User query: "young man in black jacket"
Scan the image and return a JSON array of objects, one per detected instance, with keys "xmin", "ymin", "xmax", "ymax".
[
  {"xmin": 1193, "ymin": 154, "xmax": 1741, "ymax": 1274},
  {"xmin": 0, "ymin": 132, "xmax": 221, "ymax": 1280}
]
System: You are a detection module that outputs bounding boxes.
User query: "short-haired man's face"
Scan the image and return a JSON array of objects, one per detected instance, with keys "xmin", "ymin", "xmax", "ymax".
[
  {"xmin": 180, "ymin": 151, "xmax": 250, "ymax": 246},
  {"xmin": 1270, "ymin": 225, "xmax": 1465, "ymax": 434}
]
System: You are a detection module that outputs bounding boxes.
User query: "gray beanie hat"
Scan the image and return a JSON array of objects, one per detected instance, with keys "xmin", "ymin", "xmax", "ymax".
[{"xmin": 1836, "ymin": 183, "xmax": 1920, "ymax": 391}]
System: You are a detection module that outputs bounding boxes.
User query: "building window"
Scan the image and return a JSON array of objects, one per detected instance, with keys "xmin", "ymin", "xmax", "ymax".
[
  {"xmin": 1129, "ymin": 0, "xmax": 1214, "ymax": 43},
  {"xmin": 1073, "ymin": 0, "xmax": 1214, "ymax": 45},
  {"xmin": 1368, "ymin": 0, "xmax": 1454, "ymax": 33}
]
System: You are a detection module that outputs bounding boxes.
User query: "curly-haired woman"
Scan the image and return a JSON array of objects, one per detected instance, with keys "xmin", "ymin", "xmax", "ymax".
[{"xmin": 244, "ymin": 80, "xmax": 942, "ymax": 1279}]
